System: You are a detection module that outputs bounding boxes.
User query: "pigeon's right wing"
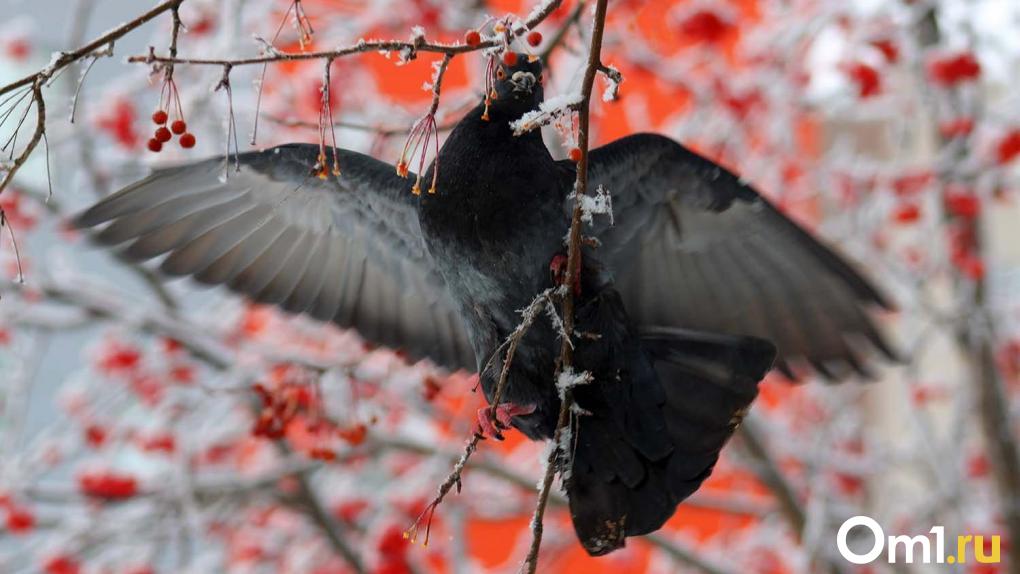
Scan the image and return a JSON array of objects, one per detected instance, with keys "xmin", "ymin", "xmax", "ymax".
[{"xmin": 75, "ymin": 144, "xmax": 476, "ymax": 371}]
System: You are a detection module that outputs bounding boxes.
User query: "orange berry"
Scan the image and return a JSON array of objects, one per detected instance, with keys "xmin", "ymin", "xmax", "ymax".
[
  {"xmin": 502, "ymin": 51, "xmax": 518, "ymax": 66},
  {"xmin": 568, "ymin": 147, "xmax": 582, "ymax": 162},
  {"xmin": 170, "ymin": 120, "xmax": 186, "ymax": 135},
  {"xmin": 527, "ymin": 31, "xmax": 542, "ymax": 47},
  {"xmin": 151, "ymin": 110, "xmax": 168, "ymax": 125},
  {"xmin": 147, "ymin": 138, "xmax": 162, "ymax": 152},
  {"xmin": 179, "ymin": 133, "xmax": 196, "ymax": 148},
  {"xmin": 464, "ymin": 30, "xmax": 481, "ymax": 47},
  {"xmin": 154, "ymin": 127, "xmax": 172, "ymax": 143}
]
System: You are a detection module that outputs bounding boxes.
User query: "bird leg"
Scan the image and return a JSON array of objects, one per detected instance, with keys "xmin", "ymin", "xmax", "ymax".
[
  {"xmin": 475, "ymin": 402, "xmax": 536, "ymax": 440},
  {"xmin": 549, "ymin": 254, "xmax": 581, "ymax": 296}
]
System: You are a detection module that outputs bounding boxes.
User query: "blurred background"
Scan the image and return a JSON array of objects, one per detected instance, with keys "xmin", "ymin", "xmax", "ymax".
[{"xmin": 0, "ymin": 0, "xmax": 1018, "ymax": 572}]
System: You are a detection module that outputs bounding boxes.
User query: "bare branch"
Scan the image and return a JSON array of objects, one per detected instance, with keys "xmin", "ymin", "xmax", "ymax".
[
  {"xmin": 127, "ymin": 1, "xmax": 564, "ymax": 69},
  {"xmin": 522, "ymin": 0, "xmax": 610, "ymax": 571},
  {"xmin": 0, "ymin": 0, "xmax": 182, "ymax": 100}
]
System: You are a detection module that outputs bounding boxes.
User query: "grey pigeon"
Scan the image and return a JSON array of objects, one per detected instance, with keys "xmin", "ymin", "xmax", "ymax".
[{"xmin": 75, "ymin": 53, "xmax": 893, "ymax": 555}]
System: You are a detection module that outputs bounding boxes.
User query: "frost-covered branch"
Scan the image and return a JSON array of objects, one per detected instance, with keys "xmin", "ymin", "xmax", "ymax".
[
  {"xmin": 522, "ymin": 1, "xmax": 610, "ymax": 572},
  {"xmin": 126, "ymin": 0, "xmax": 564, "ymax": 68}
]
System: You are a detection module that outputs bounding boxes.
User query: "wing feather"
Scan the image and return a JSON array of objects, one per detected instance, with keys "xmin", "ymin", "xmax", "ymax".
[
  {"xmin": 76, "ymin": 144, "xmax": 475, "ymax": 371},
  {"xmin": 573, "ymin": 133, "xmax": 895, "ymax": 379}
]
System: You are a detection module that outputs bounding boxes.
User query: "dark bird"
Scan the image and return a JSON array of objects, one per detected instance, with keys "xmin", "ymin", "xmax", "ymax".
[{"xmin": 74, "ymin": 53, "xmax": 894, "ymax": 555}]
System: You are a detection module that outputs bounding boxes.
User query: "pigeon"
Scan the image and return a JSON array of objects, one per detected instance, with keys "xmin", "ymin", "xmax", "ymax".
[{"xmin": 74, "ymin": 53, "xmax": 894, "ymax": 555}]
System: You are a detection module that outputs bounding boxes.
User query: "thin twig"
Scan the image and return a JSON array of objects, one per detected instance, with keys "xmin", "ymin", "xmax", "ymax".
[
  {"xmin": 291, "ymin": 470, "xmax": 366, "ymax": 573},
  {"xmin": 214, "ymin": 65, "xmax": 241, "ymax": 174},
  {"xmin": 0, "ymin": 82, "xmax": 46, "ymax": 198},
  {"xmin": 0, "ymin": 0, "xmax": 184, "ymax": 196},
  {"xmin": 125, "ymin": 0, "xmax": 564, "ymax": 68},
  {"xmin": 406, "ymin": 289, "xmax": 556, "ymax": 542},
  {"xmin": 69, "ymin": 45, "xmax": 111, "ymax": 123},
  {"xmin": 252, "ymin": 0, "xmax": 313, "ymax": 144},
  {"xmin": 521, "ymin": 0, "xmax": 609, "ymax": 571},
  {"xmin": 0, "ymin": 0, "xmax": 181, "ymax": 100}
]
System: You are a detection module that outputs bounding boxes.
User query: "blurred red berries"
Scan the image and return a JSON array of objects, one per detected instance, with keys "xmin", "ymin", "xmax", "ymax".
[
  {"xmin": 96, "ymin": 99, "xmax": 140, "ymax": 149},
  {"xmin": 676, "ymin": 8, "xmax": 734, "ymax": 45},
  {"xmin": 43, "ymin": 555, "xmax": 80, "ymax": 574},
  {"xmin": 995, "ymin": 130, "xmax": 1020, "ymax": 165},
  {"xmin": 869, "ymin": 38, "xmax": 899, "ymax": 63},
  {"xmin": 78, "ymin": 470, "xmax": 139, "ymax": 500},
  {"xmin": 844, "ymin": 62, "xmax": 881, "ymax": 98},
  {"xmin": 944, "ymin": 190, "xmax": 980, "ymax": 219},
  {"xmin": 892, "ymin": 203, "xmax": 921, "ymax": 224},
  {"xmin": 927, "ymin": 51, "xmax": 981, "ymax": 87},
  {"xmin": 5, "ymin": 506, "xmax": 35, "ymax": 533},
  {"xmin": 337, "ymin": 423, "xmax": 367, "ymax": 446}
]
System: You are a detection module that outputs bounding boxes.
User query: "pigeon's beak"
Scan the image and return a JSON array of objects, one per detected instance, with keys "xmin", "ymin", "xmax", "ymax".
[{"xmin": 510, "ymin": 71, "xmax": 536, "ymax": 94}]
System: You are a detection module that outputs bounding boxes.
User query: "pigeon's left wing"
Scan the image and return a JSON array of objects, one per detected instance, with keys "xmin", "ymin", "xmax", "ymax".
[
  {"xmin": 75, "ymin": 144, "xmax": 476, "ymax": 371},
  {"xmin": 567, "ymin": 133, "xmax": 895, "ymax": 379}
]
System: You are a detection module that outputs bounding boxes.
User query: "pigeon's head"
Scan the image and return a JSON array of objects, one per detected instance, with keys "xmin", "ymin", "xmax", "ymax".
[{"xmin": 489, "ymin": 52, "xmax": 544, "ymax": 113}]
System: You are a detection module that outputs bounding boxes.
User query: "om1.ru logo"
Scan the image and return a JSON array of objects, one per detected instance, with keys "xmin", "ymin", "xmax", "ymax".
[{"xmin": 837, "ymin": 516, "xmax": 1001, "ymax": 565}]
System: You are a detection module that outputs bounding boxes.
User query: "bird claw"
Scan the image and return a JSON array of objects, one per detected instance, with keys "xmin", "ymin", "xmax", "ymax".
[
  {"xmin": 549, "ymin": 254, "xmax": 581, "ymax": 295},
  {"xmin": 475, "ymin": 402, "xmax": 536, "ymax": 440}
]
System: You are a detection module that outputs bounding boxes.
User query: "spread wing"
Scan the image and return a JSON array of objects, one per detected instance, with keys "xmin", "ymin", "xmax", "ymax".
[
  {"xmin": 75, "ymin": 144, "xmax": 475, "ymax": 371},
  {"xmin": 571, "ymin": 133, "xmax": 896, "ymax": 379}
]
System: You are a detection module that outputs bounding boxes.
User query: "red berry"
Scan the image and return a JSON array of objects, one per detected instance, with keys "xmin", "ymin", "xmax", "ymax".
[
  {"xmin": 502, "ymin": 51, "xmax": 518, "ymax": 66},
  {"xmin": 151, "ymin": 110, "xmax": 168, "ymax": 125},
  {"xmin": 568, "ymin": 147, "xmax": 582, "ymax": 162},
  {"xmin": 179, "ymin": 133, "xmax": 196, "ymax": 148},
  {"xmin": 6, "ymin": 507, "xmax": 34, "ymax": 533},
  {"xmin": 892, "ymin": 202, "xmax": 920, "ymax": 224},
  {"xmin": 464, "ymin": 30, "xmax": 481, "ymax": 47},
  {"xmin": 147, "ymin": 138, "xmax": 162, "ymax": 153},
  {"xmin": 527, "ymin": 31, "xmax": 542, "ymax": 47},
  {"xmin": 154, "ymin": 127, "xmax": 172, "ymax": 143},
  {"xmin": 170, "ymin": 120, "xmax": 187, "ymax": 135}
]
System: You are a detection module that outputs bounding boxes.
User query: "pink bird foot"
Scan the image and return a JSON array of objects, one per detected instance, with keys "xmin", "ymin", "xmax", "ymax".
[
  {"xmin": 475, "ymin": 402, "xmax": 537, "ymax": 440},
  {"xmin": 549, "ymin": 254, "xmax": 581, "ymax": 295}
]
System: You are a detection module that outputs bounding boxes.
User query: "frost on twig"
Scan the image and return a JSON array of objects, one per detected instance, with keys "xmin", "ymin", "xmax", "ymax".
[
  {"xmin": 555, "ymin": 367, "xmax": 592, "ymax": 401},
  {"xmin": 252, "ymin": 36, "xmax": 285, "ymax": 58},
  {"xmin": 569, "ymin": 183, "xmax": 613, "ymax": 225},
  {"xmin": 410, "ymin": 25, "xmax": 427, "ymax": 45},
  {"xmin": 600, "ymin": 63, "xmax": 622, "ymax": 102},
  {"xmin": 510, "ymin": 93, "xmax": 583, "ymax": 135}
]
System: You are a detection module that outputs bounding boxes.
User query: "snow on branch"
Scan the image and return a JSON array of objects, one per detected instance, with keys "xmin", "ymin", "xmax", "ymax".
[
  {"xmin": 510, "ymin": 93, "xmax": 583, "ymax": 136},
  {"xmin": 569, "ymin": 183, "xmax": 614, "ymax": 225}
]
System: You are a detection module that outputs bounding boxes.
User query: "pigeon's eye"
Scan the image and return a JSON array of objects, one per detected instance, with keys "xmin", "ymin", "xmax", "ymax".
[
  {"xmin": 537, "ymin": 73, "xmax": 543, "ymax": 84},
  {"xmin": 496, "ymin": 67, "xmax": 506, "ymax": 80}
]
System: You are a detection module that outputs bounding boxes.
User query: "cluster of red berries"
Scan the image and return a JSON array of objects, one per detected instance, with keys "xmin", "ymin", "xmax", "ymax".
[
  {"xmin": 251, "ymin": 382, "xmax": 305, "ymax": 439},
  {"xmin": 148, "ymin": 109, "xmax": 196, "ymax": 152}
]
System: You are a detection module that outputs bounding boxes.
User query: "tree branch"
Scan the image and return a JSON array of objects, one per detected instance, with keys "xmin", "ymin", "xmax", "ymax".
[
  {"xmin": 126, "ymin": 1, "xmax": 564, "ymax": 68},
  {"xmin": 522, "ymin": 0, "xmax": 609, "ymax": 571},
  {"xmin": 0, "ymin": 0, "xmax": 182, "ymax": 100}
]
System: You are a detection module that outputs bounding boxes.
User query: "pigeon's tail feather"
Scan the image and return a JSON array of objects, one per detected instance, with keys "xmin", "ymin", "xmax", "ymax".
[{"xmin": 566, "ymin": 300, "xmax": 775, "ymax": 556}]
